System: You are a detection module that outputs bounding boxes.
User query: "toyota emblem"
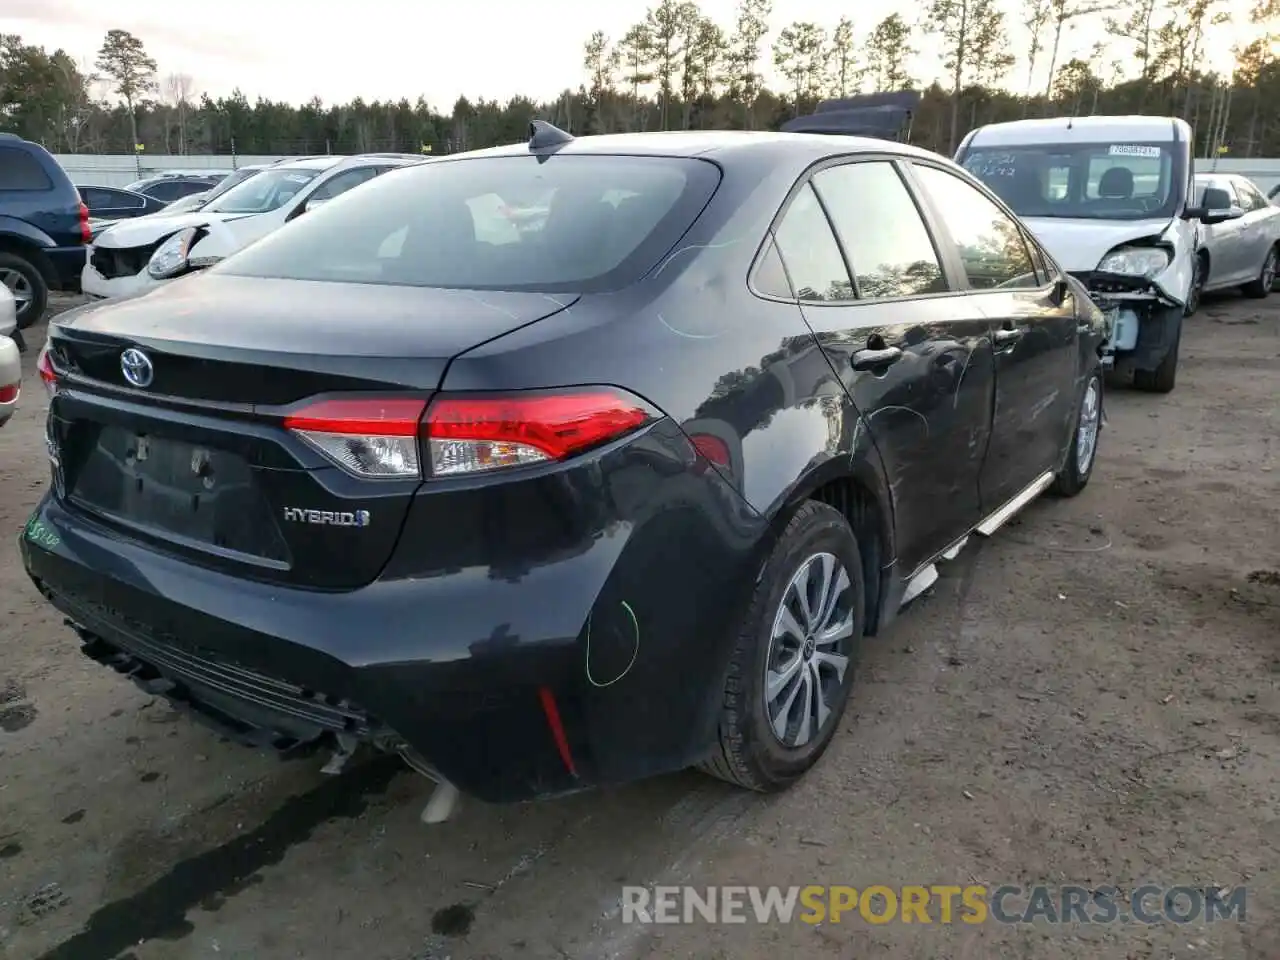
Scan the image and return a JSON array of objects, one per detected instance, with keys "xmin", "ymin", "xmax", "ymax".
[{"xmin": 120, "ymin": 348, "xmax": 154, "ymax": 388}]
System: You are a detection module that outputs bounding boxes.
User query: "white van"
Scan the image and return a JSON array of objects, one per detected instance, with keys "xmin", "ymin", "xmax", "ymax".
[{"xmin": 955, "ymin": 115, "xmax": 1234, "ymax": 393}]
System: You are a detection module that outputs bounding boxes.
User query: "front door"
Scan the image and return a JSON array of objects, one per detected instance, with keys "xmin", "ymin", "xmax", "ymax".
[
  {"xmin": 771, "ymin": 159, "xmax": 994, "ymax": 573},
  {"xmin": 909, "ymin": 162, "xmax": 1081, "ymax": 511}
]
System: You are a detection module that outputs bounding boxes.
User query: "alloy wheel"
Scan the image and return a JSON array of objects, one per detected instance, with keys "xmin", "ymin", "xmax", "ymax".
[
  {"xmin": 0, "ymin": 267, "xmax": 33, "ymax": 315},
  {"xmin": 765, "ymin": 552, "xmax": 855, "ymax": 748},
  {"xmin": 1076, "ymin": 376, "xmax": 1101, "ymax": 475},
  {"xmin": 1264, "ymin": 250, "xmax": 1277, "ymax": 291}
]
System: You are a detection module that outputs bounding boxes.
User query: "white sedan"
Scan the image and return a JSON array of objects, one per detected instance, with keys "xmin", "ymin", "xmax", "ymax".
[{"xmin": 1191, "ymin": 173, "xmax": 1280, "ymax": 312}]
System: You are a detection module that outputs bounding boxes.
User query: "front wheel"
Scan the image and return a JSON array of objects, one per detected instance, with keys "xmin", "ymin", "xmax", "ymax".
[
  {"xmin": 1185, "ymin": 253, "xmax": 1207, "ymax": 316},
  {"xmin": 700, "ymin": 500, "xmax": 864, "ymax": 792},
  {"xmin": 1133, "ymin": 326, "xmax": 1180, "ymax": 393},
  {"xmin": 1051, "ymin": 367, "xmax": 1103, "ymax": 497}
]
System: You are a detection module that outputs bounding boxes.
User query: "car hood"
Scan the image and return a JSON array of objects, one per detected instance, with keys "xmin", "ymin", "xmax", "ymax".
[
  {"xmin": 94, "ymin": 211, "xmax": 253, "ymax": 249},
  {"xmin": 1018, "ymin": 216, "xmax": 1175, "ymax": 273}
]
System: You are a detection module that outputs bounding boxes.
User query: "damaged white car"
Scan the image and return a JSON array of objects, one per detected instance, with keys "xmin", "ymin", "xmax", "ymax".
[
  {"xmin": 956, "ymin": 116, "xmax": 1224, "ymax": 394},
  {"xmin": 82, "ymin": 154, "xmax": 422, "ymax": 299}
]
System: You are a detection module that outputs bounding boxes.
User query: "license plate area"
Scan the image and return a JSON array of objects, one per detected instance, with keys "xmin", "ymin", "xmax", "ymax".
[{"xmin": 66, "ymin": 423, "xmax": 291, "ymax": 564}]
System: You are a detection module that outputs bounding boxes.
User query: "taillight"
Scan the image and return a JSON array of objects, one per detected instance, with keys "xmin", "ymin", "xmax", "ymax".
[
  {"xmin": 424, "ymin": 388, "xmax": 655, "ymax": 477},
  {"xmin": 283, "ymin": 389, "xmax": 658, "ymax": 480},
  {"xmin": 78, "ymin": 201, "xmax": 91, "ymax": 243},
  {"xmin": 36, "ymin": 344, "xmax": 58, "ymax": 397},
  {"xmin": 283, "ymin": 397, "xmax": 427, "ymax": 479},
  {"xmin": 0, "ymin": 382, "xmax": 17, "ymax": 403}
]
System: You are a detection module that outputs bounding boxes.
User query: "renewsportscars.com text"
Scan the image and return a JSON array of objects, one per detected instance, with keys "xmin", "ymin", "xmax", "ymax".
[{"xmin": 620, "ymin": 884, "xmax": 1247, "ymax": 925}]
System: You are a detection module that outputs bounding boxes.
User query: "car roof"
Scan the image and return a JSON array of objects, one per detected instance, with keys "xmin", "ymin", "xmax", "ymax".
[
  {"xmin": 273, "ymin": 156, "xmax": 347, "ymax": 171},
  {"xmin": 966, "ymin": 115, "xmax": 1187, "ymax": 147},
  {"xmin": 438, "ymin": 129, "xmax": 942, "ymax": 169}
]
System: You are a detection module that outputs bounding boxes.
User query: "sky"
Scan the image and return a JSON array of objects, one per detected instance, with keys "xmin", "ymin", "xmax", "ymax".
[{"xmin": 0, "ymin": 0, "xmax": 1260, "ymax": 111}]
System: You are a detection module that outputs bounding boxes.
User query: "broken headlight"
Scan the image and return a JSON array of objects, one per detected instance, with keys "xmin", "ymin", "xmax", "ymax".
[
  {"xmin": 1096, "ymin": 246, "xmax": 1170, "ymax": 279},
  {"xmin": 148, "ymin": 227, "xmax": 199, "ymax": 279}
]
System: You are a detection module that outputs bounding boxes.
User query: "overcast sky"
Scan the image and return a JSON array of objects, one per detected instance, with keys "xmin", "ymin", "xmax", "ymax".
[{"xmin": 0, "ymin": 0, "xmax": 1259, "ymax": 111}]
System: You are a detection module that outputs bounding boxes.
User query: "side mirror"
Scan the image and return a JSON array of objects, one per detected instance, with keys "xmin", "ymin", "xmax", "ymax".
[
  {"xmin": 1190, "ymin": 187, "xmax": 1245, "ymax": 224},
  {"xmin": 303, "ymin": 196, "xmax": 328, "ymax": 214}
]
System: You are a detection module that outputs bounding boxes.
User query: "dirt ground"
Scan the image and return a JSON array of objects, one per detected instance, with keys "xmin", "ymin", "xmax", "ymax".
[{"xmin": 1, "ymin": 291, "xmax": 1277, "ymax": 960}]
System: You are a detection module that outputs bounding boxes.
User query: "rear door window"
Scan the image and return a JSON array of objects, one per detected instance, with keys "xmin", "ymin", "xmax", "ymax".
[
  {"xmin": 812, "ymin": 161, "xmax": 947, "ymax": 299},
  {"xmin": 0, "ymin": 147, "xmax": 54, "ymax": 191},
  {"xmin": 218, "ymin": 155, "xmax": 722, "ymax": 293},
  {"xmin": 771, "ymin": 184, "xmax": 854, "ymax": 302},
  {"xmin": 912, "ymin": 165, "xmax": 1039, "ymax": 290}
]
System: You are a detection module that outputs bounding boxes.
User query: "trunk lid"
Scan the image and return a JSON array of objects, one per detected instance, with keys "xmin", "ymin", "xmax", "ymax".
[{"xmin": 47, "ymin": 273, "xmax": 577, "ymax": 589}]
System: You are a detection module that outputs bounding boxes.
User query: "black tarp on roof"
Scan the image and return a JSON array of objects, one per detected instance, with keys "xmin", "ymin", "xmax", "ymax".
[{"xmin": 779, "ymin": 91, "xmax": 921, "ymax": 141}]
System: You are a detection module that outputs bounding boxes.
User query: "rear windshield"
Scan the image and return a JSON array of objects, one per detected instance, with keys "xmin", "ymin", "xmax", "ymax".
[
  {"xmin": 958, "ymin": 141, "xmax": 1183, "ymax": 221},
  {"xmin": 216, "ymin": 155, "xmax": 722, "ymax": 293}
]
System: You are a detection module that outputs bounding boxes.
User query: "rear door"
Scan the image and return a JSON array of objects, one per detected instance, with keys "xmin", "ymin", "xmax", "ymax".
[
  {"xmin": 773, "ymin": 158, "xmax": 994, "ymax": 572},
  {"xmin": 908, "ymin": 161, "xmax": 1079, "ymax": 511},
  {"xmin": 1234, "ymin": 178, "xmax": 1276, "ymax": 277}
]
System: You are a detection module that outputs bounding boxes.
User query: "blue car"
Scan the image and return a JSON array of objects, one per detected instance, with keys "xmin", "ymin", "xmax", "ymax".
[{"xmin": 0, "ymin": 132, "xmax": 91, "ymax": 328}]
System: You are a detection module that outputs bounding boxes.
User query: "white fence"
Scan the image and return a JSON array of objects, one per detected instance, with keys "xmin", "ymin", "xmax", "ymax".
[
  {"xmin": 52, "ymin": 152, "xmax": 1280, "ymax": 191},
  {"xmin": 54, "ymin": 154, "xmax": 304, "ymax": 187}
]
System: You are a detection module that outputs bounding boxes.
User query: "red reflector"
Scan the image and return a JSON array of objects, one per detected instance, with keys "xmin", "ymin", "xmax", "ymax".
[
  {"xmin": 425, "ymin": 390, "xmax": 652, "ymax": 463},
  {"xmin": 690, "ymin": 434, "xmax": 730, "ymax": 468},
  {"xmin": 0, "ymin": 382, "xmax": 17, "ymax": 403},
  {"xmin": 537, "ymin": 686, "xmax": 577, "ymax": 777},
  {"xmin": 282, "ymin": 397, "xmax": 427, "ymax": 436}
]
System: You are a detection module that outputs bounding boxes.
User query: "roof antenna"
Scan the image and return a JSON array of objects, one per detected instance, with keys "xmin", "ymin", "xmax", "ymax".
[{"xmin": 529, "ymin": 120, "xmax": 574, "ymax": 151}]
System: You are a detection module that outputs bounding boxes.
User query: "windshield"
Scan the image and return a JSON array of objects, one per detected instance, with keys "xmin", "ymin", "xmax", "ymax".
[
  {"xmin": 217, "ymin": 155, "xmax": 722, "ymax": 293},
  {"xmin": 203, "ymin": 168, "xmax": 324, "ymax": 214},
  {"xmin": 959, "ymin": 142, "xmax": 1183, "ymax": 221},
  {"xmin": 160, "ymin": 192, "xmax": 209, "ymax": 214}
]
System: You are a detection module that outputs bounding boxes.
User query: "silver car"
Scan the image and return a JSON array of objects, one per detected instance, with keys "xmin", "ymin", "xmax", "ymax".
[
  {"xmin": 0, "ymin": 285, "xmax": 19, "ymax": 427},
  {"xmin": 1191, "ymin": 173, "xmax": 1280, "ymax": 311}
]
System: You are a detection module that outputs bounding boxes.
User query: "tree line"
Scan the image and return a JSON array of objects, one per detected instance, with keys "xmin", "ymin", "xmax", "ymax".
[{"xmin": 0, "ymin": 0, "xmax": 1276, "ymax": 161}]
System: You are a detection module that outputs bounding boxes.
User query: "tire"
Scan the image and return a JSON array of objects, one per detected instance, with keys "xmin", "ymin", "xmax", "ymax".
[
  {"xmin": 1184, "ymin": 253, "xmax": 1207, "ymax": 317},
  {"xmin": 1133, "ymin": 325, "xmax": 1180, "ymax": 393},
  {"xmin": 1242, "ymin": 245, "xmax": 1278, "ymax": 299},
  {"xmin": 0, "ymin": 252, "xmax": 49, "ymax": 330},
  {"xmin": 1051, "ymin": 367, "xmax": 1102, "ymax": 497},
  {"xmin": 700, "ymin": 500, "xmax": 864, "ymax": 792}
]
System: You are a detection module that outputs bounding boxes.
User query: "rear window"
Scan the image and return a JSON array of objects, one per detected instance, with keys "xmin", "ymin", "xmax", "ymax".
[
  {"xmin": 0, "ymin": 147, "xmax": 54, "ymax": 191},
  {"xmin": 217, "ymin": 155, "xmax": 722, "ymax": 293}
]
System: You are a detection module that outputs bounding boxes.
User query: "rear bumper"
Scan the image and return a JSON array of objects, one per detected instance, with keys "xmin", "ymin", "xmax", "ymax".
[{"xmin": 21, "ymin": 423, "xmax": 765, "ymax": 801}]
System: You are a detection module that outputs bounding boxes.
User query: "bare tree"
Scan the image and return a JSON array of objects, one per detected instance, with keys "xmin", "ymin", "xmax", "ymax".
[
  {"xmin": 1044, "ymin": 0, "xmax": 1113, "ymax": 99},
  {"xmin": 927, "ymin": 0, "xmax": 1011, "ymax": 152},
  {"xmin": 164, "ymin": 72, "xmax": 194, "ymax": 154},
  {"xmin": 1023, "ymin": 0, "xmax": 1054, "ymax": 110}
]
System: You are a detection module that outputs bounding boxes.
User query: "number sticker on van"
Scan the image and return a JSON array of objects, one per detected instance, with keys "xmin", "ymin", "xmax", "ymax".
[{"xmin": 1108, "ymin": 145, "xmax": 1161, "ymax": 158}]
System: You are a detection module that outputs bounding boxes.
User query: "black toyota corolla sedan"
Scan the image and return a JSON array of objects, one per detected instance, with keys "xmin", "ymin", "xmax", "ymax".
[{"xmin": 23, "ymin": 122, "xmax": 1107, "ymax": 808}]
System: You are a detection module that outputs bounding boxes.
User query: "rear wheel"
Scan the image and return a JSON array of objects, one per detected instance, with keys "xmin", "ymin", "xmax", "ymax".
[
  {"xmin": 0, "ymin": 252, "xmax": 48, "ymax": 330},
  {"xmin": 1051, "ymin": 367, "xmax": 1102, "ymax": 497},
  {"xmin": 700, "ymin": 500, "xmax": 864, "ymax": 792},
  {"xmin": 1242, "ymin": 245, "xmax": 1278, "ymax": 299}
]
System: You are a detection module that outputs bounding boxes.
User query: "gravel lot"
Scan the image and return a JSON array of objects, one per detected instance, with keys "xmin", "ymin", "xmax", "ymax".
[{"xmin": 1, "ymin": 292, "xmax": 1277, "ymax": 960}]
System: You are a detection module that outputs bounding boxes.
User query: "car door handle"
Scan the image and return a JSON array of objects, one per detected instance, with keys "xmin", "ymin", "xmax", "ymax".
[
  {"xmin": 851, "ymin": 346, "xmax": 903, "ymax": 370},
  {"xmin": 993, "ymin": 327, "xmax": 1024, "ymax": 346}
]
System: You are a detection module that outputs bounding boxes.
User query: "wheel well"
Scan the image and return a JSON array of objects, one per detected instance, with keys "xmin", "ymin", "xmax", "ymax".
[
  {"xmin": 809, "ymin": 477, "xmax": 886, "ymax": 637},
  {"xmin": 0, "ymin": 234, "xmax": 56, "ymax": 287}
]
